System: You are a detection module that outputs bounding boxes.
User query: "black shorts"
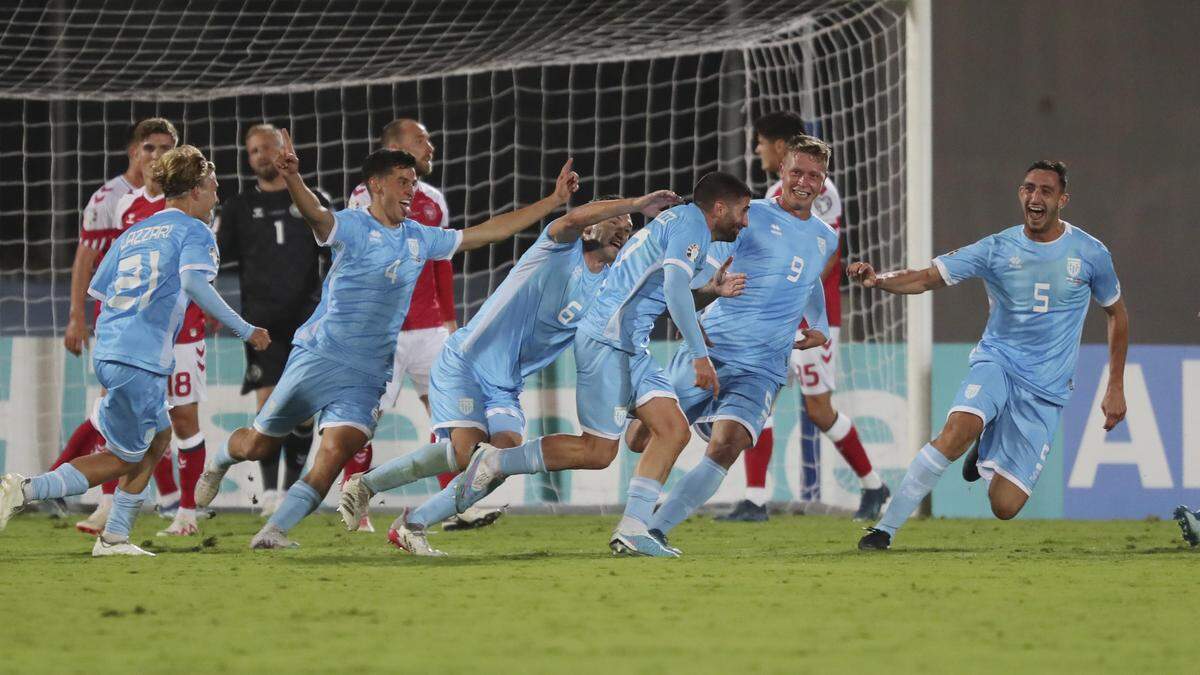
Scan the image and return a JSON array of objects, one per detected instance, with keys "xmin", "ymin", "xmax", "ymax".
[{"xmin": 242, "ymin": 324, "xmax": 302, "ymax": 394}]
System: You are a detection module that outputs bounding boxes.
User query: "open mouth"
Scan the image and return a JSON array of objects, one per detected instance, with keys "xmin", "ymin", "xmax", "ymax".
[
  {"xmin": 793, "ymin": 188, "xmax": 812, "ymax": 199},
  {"xmin": 1026, "ymin": 204, "xmax": 1046, "ymax": 219}
]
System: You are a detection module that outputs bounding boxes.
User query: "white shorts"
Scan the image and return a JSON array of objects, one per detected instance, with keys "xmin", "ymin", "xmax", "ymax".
[
  {"xmin": 168, "ymin": 341, "xmax": 208, "ymax": 406},
  {"xmin": 791, "ymin": 326, "xmax": 839, "ymax": 396},
  {"xmin": 381, "ymin": 326, "xmax": 450, "ymax": 405}
]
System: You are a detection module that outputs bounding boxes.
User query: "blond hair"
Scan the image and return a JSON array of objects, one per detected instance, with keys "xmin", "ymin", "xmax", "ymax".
[
  {"xmin": 153, "ymin": 145, "xmax": 215, "ymax": 198},
  {"xmin": 131, "ymin": 117, "xmax": 179, "ymax": 145},
  {"xmin": 244, "ymin": 123, "xmax": 283, "ymax": 146},
  {"xmin": 786, "ymin": 134, "xmax": 832, "ymax": 169}
]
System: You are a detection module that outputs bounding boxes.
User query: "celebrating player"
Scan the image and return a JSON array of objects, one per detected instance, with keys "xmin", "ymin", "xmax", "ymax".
[
  {"xmin": 720, "ymin": 111, "xmax": 887, "ymax": 522},
  {"xmin": 347, "ymin": 191, "xmax": 680, "ymax": 555},
  {"xmin": 854, "ymin": 160, "xmax": 1128, "ymax": 550},
  {"xmin": 193, "ymin": 130, "xmax": 581, "ymax": 549},
  {"xmin": 0, "ymin": 146, "xmax": 269, "ymax": 555},
  {"xmin": 623, "ymin": 136, "xmax": 836, "ymax": 551},
  {"xmin": 450, "ymin": 172, "xmax": 750, "ymax": 557},
  {"xmin": 217, "ymin": 123, "xmax": 331, "ymax": 517}
]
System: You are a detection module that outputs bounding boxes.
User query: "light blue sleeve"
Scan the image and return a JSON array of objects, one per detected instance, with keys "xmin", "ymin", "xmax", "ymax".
[
  {"xmin": 694, "ymin": 239, "xmax": 735, "ymax": 288},
  {"xmin": 802, "ymin": 278, "xmax": 829, "ymax": 338},
  {"xmin": 327, "ymin": 209, "xmax": 367, "ymax": 250},
  {"xmin": 180, "ymin": 270, "xmax": 254, "ymax": 340},
  {"xmin": 933, "ymin": 235, "xmax": 993, "ymax": 286},
  {"xmin": 661, "ymin": 212, "xmax": 707, "ymax": 279},
  {"xmin": 1088, "ymin": 245, "xmax": 1121, "ymax": 307},
  {"xmin": 416, "ymin": 222, "xmax": 463, "ymax": 261},
  {"xmin": 663, "ymin": 264, "xmax": 707, "ymax": 359},
  {"xmin": 179, "ymin": 225, "xmax": 219, "ymax": 281}
]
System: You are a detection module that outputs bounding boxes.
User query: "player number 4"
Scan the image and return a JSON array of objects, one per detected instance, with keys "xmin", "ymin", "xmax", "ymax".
[
  {"xmin": 384, "ymin": 258, "xmax": 402, "ymax": 284},
  {"xmin": 108, "ymin": 251, "xmax": 161, "ymax": 311},
  {"xmin": 1033, "ymin": 282, "xmax": 1050, "ymax": 313}
]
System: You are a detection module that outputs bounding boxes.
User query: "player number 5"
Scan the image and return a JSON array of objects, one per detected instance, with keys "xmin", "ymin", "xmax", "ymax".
[{"xmin": 1033, "ymin": 282, "xmax": 1050, "ymax": 313}]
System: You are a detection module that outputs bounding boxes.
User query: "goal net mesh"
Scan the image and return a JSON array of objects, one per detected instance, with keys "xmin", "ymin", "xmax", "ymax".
[{"xmin": 0, "ymin": 0, "xmax": 909, "ymax": 513}]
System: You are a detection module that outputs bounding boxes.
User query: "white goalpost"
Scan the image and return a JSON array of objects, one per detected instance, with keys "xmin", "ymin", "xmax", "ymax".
[{"xmin": 0, "ymin": 0, "xmax": 926, "ymax": 513}]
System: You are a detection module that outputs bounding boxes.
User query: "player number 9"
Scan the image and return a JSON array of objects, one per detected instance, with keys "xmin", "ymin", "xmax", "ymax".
[{"xmin": 786, "ymin": 256, "xmax": 805, "ymax": 282}]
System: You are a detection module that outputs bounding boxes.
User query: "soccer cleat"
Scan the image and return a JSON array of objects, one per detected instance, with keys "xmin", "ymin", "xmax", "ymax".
[
  {"xmin": 75, "ymin": 500, "xmax": 111, "ymax": 536},
  {"xmin": 155, "ymin": 496, "xmax": 180, "ymax": 520},
  {"xmin": 0, "ymin": 473, "xmax": 27, "ymax": 531},
  {"xmin": 648, "ymin": 528, "xmax": 682, "ymax": 556},
  {"xmin": 442, "ymin": 505, "xmax": 506, "ymax": 531},
  {"xmin": 193, "ymin": 461, "xmax": 228, "ymax": 508},
  {"xmin": 714, "ymin": 499, "xmax": 768, "ymax": 522},
  {"xmin": 249, "ymin": 524, "xmax": 300, "ymax": 550},
  {"xmin": 337, "ymin": 473, "xmax": 372, "ymax": 531},
  {"xmin": 609, "ymin": 528, "xmax": 680, "ymax": 558},
  {"xmin": 357, "ymin": 515, "xmax": 375, "ymax": 533},
  {"xmin": 1174, "ymin": 505, "xmax": 1199, "ymax": 547},
  {"xmin": 156, "ymin": 510, "xmax": 199, "ymax": 537},
  {"xmin": 858, "ymin": 527, "xmax": 892, "ymax": 551},
  {"xmin": 92, "ymin": 536, "xmax": 156, "ymax": 557},
  {"xmin": 386, "ymin": 508, "xmax": 446, "ymax": 557},
  {"xmin": 962, "ymin": 442, "xmax": 981, "ymax": 482},
  {"xmin": 854, "ymin": 484, "xmax": 892, "ymax": 521},
  {"xmin": 258, "ymin": 491, "xmax": 280, "ymax": 519},
  {"xmin": 45, "ymin": 498, "xmax": 69, "ymax": 519},
  {"xmin": 455, "ymin": 443, "xmax": 505, "ymax": 513}
]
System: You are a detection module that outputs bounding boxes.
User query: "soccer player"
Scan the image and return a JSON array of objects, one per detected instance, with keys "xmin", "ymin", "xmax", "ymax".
[
  {"xmin": 1174, "ymin": 505, "xmax": 1199, "ymax": 547},
  {"xmin": 448, "ymin": 172, "xmax": 751, "ymax": 557},
  {"xmin": 343, "ymin": 118, "xmax": 471, "ymax": 532},
  {"xmin": 343, "ymin": 191, "xmax": 680, "ymax": 555},
  {"xmin": 0, "ymin": 146, "xmax": 269, "ymax": 555},
  {"xmin": 217, "ymin": 123, "xmax": 331, "ymax": 518},
  {"xmin": 623, "ymin": 136, "xmax": 837, "ymax": 550},
  {"xmin": 854, "ymin": 160, "xmax": 1128, "ymax": 550},
  {"xmin": 193, "ymin": 130, "xmax": 581, "ymax": 549},
  {"xmin": 720, "ymin": 110, "xmax": 887, "ymax": 522}
]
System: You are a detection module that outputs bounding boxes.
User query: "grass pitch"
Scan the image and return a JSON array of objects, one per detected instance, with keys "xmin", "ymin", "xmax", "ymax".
[{"xmin": 0, "ymin": 511, "xmax": 1194, "ymax": 674}]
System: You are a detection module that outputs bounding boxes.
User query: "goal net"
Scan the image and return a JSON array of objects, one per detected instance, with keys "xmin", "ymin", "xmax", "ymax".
[{"xmin": 0, "ymin": 0, "xmax": 913, "ymax": 514}]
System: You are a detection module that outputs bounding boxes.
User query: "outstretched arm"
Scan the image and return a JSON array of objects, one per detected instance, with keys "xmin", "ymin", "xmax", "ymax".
[
  {"xmin": 180, "ymin": 270, "xmax": 269, "ymax": 350},
  {"xmin": 546, "ymin": 189, "xmax": 681, "ymax": 244},
  {"xmin": 458, "ymin": 160, "xmax": 580, "ymax": 252},
  {"xmin": 275, "ymin": 129, "xmax": 335, "ymax": 243},
  {"xmin": 847, "ymin": 261, "xmax": 946, "ymax": 295},
  {"xmin": 1100, "ymin": 298, "xmax": 1128, "ymax": 431}
]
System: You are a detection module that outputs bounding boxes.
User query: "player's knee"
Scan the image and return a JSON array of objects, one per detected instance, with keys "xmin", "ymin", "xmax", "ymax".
[
  {"xmin": 803, "ymin": 395, "xmax": 836, "ymax": 429},
  {"xmin": 651, "ymin": 415, "xmax": 691, "ymax": 450},
  {"xmin": 625, "ymin": 421, "xmax": 650, "ymax": 454},
  {"xmin": 489, "ymin": 431, "xmax": 523, "ymax": 449},
  {"xmin": 932, "ymin": 415, "xmax": 981, "ymax": 460},
  {"xmin": 706, "ymin": 439, "xmax": 741, "ymax": 468},
  {"xmin": 990, "ymin": 499, "xmax": 1022, "ymax": 521}
]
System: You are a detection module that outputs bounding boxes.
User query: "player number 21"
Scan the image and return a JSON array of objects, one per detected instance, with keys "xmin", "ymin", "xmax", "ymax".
[
  {"xmin": 108, "ymin": 250, "xmax": 161, "ymax": 311},
  {"xmin": 1033, "ymin": 282, "xmax": 1050, "ymax": 313}
]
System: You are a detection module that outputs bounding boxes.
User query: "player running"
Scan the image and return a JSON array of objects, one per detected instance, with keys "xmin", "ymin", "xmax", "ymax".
[
  {"xmin": 193, "ymin": 130, "xmax": 581, "ymax": 549},
  {"xmin": 0, "ymin": 146, "xmax": 269, "ymax": 555},
  {"xmin": 623, "ymin": 135, "xmax": 836, "ymax": 551},
  {"xmin": 347, "ymin": 191, "xmax": 680, "ymax": 555},
  {"xmin": 217, "ymin": 123, "xmax": 331, "ymax": 518},
  {"xmin": 721, "ymin": 111, "xmax": 887, "ymax": 522},
  {"xmin": 854, "ymin": 160, "xmax": 1128, "ymax": 550},
  {"xmin": 449, "ymin": 172, "xmax": 751, "ymax": 557}
]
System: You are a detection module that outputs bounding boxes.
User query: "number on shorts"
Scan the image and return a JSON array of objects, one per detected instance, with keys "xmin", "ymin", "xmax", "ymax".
[
  {"xmin": 107, "ymin": 250, "xmax": 161, "ymax": 311},
  {"xmin": 801, "ymin": 363, "xmax": 819, "ymax": 387},
  {"xmin": 169, "ymin": 371, "xmax": 191, "ymax": 398}
]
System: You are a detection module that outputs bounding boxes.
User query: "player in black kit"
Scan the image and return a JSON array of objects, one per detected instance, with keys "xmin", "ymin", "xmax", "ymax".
[{"xmin": 216, "ymin": 123, "xmax": 331, "ymax": 517}]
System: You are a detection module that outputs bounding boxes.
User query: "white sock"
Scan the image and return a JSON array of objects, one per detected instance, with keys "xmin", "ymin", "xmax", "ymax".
[
  {"xmin": 823, "ymin": 412, "xmax": 853, "ymax": 442},
  {"xmin": 745, "ymin": 486, "xmax": 769, "ymax": 507},
  {"xmin": 861, "ymin": 470, "xmax": 883, "ymax": 490}
]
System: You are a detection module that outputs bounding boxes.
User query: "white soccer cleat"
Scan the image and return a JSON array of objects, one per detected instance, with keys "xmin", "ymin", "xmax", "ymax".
[
  {"xmin": 249, "ymin": 524, "xmax": 300, "ymax": 550},
  {"xmin": 0, "ymin": 473, "xmax": 28, "ymax": 531},
  {"xmin": 76, "ymin": 500, "xmax": 111, "ymax": 536},
  {"xmin": 337, "ymin": 473, "xmax": 373, "ymax": 531},
  {"xmin": 156, "ymin": 509, "xmax": 199, "ymax": 537},
  {"xmin": 92, "ymin": 536, "xmax": 156, "ymax": 557},
  {"xmin": 387, "ymin": 508, "xmax": 446, "ymax": 557},
  {"xmin": 193, "ymin": 461, "xmax": 229, "ymax": 508},
  {"xmin": 357, "ymin": 515, "xmax": 375, "ymax": 533},
  {"xmin": 442, "ymin": 505, "xmax": 506, "ymax": 531},
  {"xmin": 258, "ymin": 490, "xmax": 280, "ymax": 519}
]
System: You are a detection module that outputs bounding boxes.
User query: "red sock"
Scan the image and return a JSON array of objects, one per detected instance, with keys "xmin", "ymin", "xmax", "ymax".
[
  {"xmin": 177, "ymin": 438, "xmax": 206, "ymax": 510},
  {"xmin": 51, "ymin": 418, "xmax": 103, "ymax": 470},
  {"xmin": 834, "ymin": 427, "xmax": 873, "ymax": 477},
  {"xmin": 154, "ymin": 452, "xmax": 178, "ymax": 496},
  {"xmin": 743, "ymin": 426, "xmax": 774, "ymax": 488},
  {"xmin": 437, "ymin": 472, "xmax": 457, "ymax": 489},
  {"xmin": 102, "ymin": 479, "xmax": 117, "ymax": 495},
  {"xmin": 342, "ymin": 443, "xmax": 374, "ymax": 484}
]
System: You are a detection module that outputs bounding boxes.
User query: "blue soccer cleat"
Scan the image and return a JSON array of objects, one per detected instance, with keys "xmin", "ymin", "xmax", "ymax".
[
  {"xmin": 1174, "ymin": 505, "xmax": 1199, "ymax": 547},
  {"xmin": 455, "ymin": 443, "xmax": 505, "ymax": 513},
  {"xmin": 609, "ymin": 528, "xmax": 681, "ymax": 558},
  {"xmin": 714, "ymin": 499, "xmax": 768, "ymax": 522}
]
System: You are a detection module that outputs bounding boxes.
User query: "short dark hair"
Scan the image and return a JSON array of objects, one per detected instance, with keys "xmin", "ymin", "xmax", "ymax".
[
  {"xmin": 361, "ymin": 148, "xmax": 417, "ymax": 184},
  {"xmin": 129, "ymin": 117, "xmax": 179, "ymax": 146},
  {"xmin": 753, "ymin": 111, "xmax": 805, "ymax": 142},
  {"xmin": 1026, "ymin": 160, "xmax": 1068, "ymax": 189},
  {"xmin": 692, "ymin": 172, "xmax": 752, "ymax": 211}
]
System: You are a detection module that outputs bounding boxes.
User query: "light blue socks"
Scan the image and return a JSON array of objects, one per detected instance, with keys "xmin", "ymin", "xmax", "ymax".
[
  {"xmin": 213, "ymin": 440, "xmax": 237, "ymax": 470},
  {"xmin": 876, "ymin": 443, "xmax": 950, "ymax": 537},
  {"xmin": 407, "ymin": 475, "xmax": 463, "ymax": 528},
  {"xmin": 362, "ymin": 440, "xmax": 455, "ymax": 493},
  {"xmin": 266, "ymin": 481, "xmax": 322, "ymax": 533},
  {"xmin": 497, "ymin": 439, "xmax": 545, "ymax": 476},
  {"xmin": 104, "ymin": 484, "xmax": 152, "ymax": 538},
  {"xmin": 618, "ymin": 476, "xmax": 662, "ymax": 531},
  {"xmin": 24, "ymin": 463, "xmax": 89, "ymax": 501},
  {"xmin": 648, "ymin": 456, "xmax": 727, "ymax": 534}
]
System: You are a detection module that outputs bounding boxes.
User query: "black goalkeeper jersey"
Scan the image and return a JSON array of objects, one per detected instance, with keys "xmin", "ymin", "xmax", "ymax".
[{"xmin": 216, "ymin": 185, "xmax": 332, "ymax": 328}]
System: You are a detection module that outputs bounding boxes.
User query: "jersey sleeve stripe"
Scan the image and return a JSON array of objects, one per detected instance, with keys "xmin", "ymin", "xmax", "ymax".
[
  {"xmin": 705, "ymin": 255, "xmax": 722, "ymax": 269},
  {"xmin": 663, "ymin": 258, "xmax": 694, "ymax": 277},
  {"xmin": 1100, "ymin": 290, "xmax": 1121, "ymax": 307},
  {"xmin": 932, "ymin": 257, "xmax": 957, "ymax": 286},
  {"xmin": 86, "ymin": 287, "xmax": 106, "ymax": 301},
  {"xmin": 314, "ymin": 219, "xmax": 338, "ymax": 246}
]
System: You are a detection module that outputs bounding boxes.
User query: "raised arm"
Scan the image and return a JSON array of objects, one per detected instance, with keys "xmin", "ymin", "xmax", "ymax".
[
  {"xmin": 847, "ymin": 261, "xmax": 946, "ymax": 295},
  {"xmin": 546, "ymin": 189, "xmax": 681, "ymax": 244},
  {"xmin": 275, "ymin": 129, "xmax": 335, "ymax": 242},
  {"xmin": 457, "ymin": 159, "xmax": 580, "ymax": 252},
  {"xmin": 1099, "ymin": 298, "xmax": 1128, "ymax": 431}
]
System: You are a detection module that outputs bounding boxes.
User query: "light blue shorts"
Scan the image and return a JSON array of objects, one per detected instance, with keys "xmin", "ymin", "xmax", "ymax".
[
  {"xmin": 573, "ymin": 333, "xmax": 676, "ymax": 440},
  {"xmin": 253, "ymin": 347, "xmax": 387, "ymax": 440},
  {"xmin": 428, "ymin": 347, "xmax": 525, "ymax": 440},
  {"xmin": 93, "ymin": 359, "xmax": 171, "ymax": 463},
  {"xmin": 950, "ymin": 360, "xmax": 1062, "ymax": 495},
  {"xmin": 667, "ymin": 349, "xmax": 778, "ymax": 446}
]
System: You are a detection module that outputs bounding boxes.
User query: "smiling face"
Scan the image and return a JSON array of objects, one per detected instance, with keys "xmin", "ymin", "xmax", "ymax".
[
  {"xmin": 584, "ymin": 214, "xmax": 634, "ymax": 264},
  {"xmin": 370, "ymin": 165, "xmax": 418, "ymax": 224},
  {"xmin": 779, "ymin": 150, "xmax": 827, "ymax": 214},
  {"xmin": 709, "ymin": 196, "xmax": 751, "ymax": 242},
  {"xmin": 1018, "ymin": 168, "xmax": 1069, "ymax": 234}
]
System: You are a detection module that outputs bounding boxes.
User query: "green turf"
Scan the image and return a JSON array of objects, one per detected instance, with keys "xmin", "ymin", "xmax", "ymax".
[{"xmin": 0, "ymin": 511, "xmax": 1195, "ymax": 674}]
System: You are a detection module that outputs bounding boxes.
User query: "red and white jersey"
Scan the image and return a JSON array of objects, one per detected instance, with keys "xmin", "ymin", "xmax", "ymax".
[
  {"xmin": 348, "ymin": 180, "xmax": 457, "ymax": 331},
  {"xmin": 769, "ymin": 177, "xmax": 842, "ymax": 328},
  {"xmin": 79, "ymin": 174, "xmax": 137, "ymax": 268},
  {"xmin": 115, "ymin": 188, "xmax": 207, "ymax": 344}
]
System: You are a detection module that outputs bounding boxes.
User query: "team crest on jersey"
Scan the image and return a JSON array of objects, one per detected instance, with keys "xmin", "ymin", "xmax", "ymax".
[
  {"xmin": 613, "ymin": 406, "xmax": 628, "ymax": 426},
  {"xmin": 1066, "ymin": 257, "xmax": 1081, "ymax": 278},
  {"xmin": 407, "ymin": 238, "xmax": 421, "ymax": 259},
  {"xmin": 1008, "ymin": 255, "xmax": 1022, "ymax": 269},
  {"xmin": 685, "ymin": 243, "xmax": 700, "ymax": 262},
  {"xmin": 252, "ymin": 207, "xmax": 264, "ymax": 219},
  {"xmin": 459, "ymin": 398, "xmax": 474, "ymax": 415},
  {"xmin": 817, "ymin": 237, "xmax": 826, "ymax": 255},
  {"xmin": 964, "ymin": 384, "xmax": 981, "ymax": 399}
]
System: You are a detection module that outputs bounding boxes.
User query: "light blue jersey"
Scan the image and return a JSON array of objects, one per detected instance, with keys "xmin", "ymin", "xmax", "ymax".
[
  {"xmin": 698, "ymin": 198, "xmax": 836, "ymax": 385},
  {"xmin": 88, "ymin": 208, "xmax": 219, "ymax": 375},
  {"xmin": 934, "ymin": 222, "xmax": 1120, "ymax": 405},
  {"xmin": 292, "ymin": 208, "xmax": 462, "ymax": 379},
  {"xmin": 446, "ymin": 226, "xmax": 607, "ymax": 390},
  {"xmin": 577, "ymin": 203, "xmax": 710, "ymax": 353}
]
